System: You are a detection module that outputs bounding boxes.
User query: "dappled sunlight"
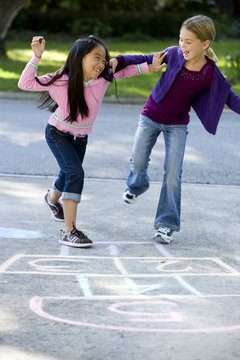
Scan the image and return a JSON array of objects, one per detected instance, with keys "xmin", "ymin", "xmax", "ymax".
[
  {"xmin": 0, "ymin": 346, "xmax": 58, "ymax": 360},
  {"xmin": 184, "ymin": 146, "xmax": 206, "ymax": 165},
  {"xmin": 0, "ymin": 180, "xmax": 44, "ymax": 202},
  {"xmin": 0, "ymin": 69, "xmax": 19, "ymax": 79},
  {"xmin": 110, "ymin": 51, "xmax": 145, "ymax": 57},
  {"xmin": 113, "ymin": 85, "xmax": 149, "ymax": 97},
  {"xmin": 232, "ymin": 150, "xmax": 240, "ymax": 157},
  {"xmin": 8, "ymin": 49, "xmax": 67, "ymax": 64},
  {"xmin": 0, "ymin": 128, "xmax": 44, "ymax": 146},
  {"xmin": 0, "ymin": 227, "xmax": 46, "ymax": 239},
  {"xmin": 43, "ymin": 50, "xmax": 67, "ymax": 63},
  {"xmin": 0, "ymin": 307, "xmax": 19, "ymax": 331},
  {"xmin": 7, "ymin": 49, "xmax": 34, "ymax": 61},
  {"xmin": 88, "ymin": 140, "xmax": 131, "ymax": 156}
]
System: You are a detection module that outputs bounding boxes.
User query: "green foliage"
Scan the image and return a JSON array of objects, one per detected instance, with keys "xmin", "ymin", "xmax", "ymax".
[
  {"xmin": 9, "ymin": 0, "xmax": 240, "ymax": 40},
  {"xmin": 1, "ymin": 40, "xmax": 240, "ymax": 97},
  {"xmin": 222, "ymin": 50, "xmax": 240, "ymax": 84}
]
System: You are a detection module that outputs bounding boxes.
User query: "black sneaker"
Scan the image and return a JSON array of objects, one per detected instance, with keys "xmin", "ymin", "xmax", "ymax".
[
  {"xmin": 59, "ymin": 225, "xmax": 93, "ymax": 248},
  {"xmin": 44, "ymin": 190, "xmax": 64, "ymax": 222}
]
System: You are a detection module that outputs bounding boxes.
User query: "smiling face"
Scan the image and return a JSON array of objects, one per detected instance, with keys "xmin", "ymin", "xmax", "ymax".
[
  {"xmin": 179, "ymin": 27, "xmax": 210, "ymax": 62},
  {"xmin": 82, "ymin": 45, "xmax": 107, "ymax": 82}
]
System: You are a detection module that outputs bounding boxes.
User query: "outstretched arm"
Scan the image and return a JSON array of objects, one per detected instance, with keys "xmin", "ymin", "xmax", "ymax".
[
  {"xmin": 148, "ymin": 52, "xmax": 167, "ymax": 72},
  {"xmin": 110, "ymin": 51, "xmax": 167, "ymax": 73}
]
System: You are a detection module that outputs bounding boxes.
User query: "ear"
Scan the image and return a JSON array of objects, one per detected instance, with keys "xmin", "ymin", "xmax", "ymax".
[{"xmin": 202, "ymin": 40, "xmax": 211, "ymax": 50}]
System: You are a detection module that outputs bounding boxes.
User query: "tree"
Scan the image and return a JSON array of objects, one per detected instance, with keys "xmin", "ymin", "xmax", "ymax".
[{"xmin": 0, "ymin": 0, "xmax": 29, "ymax": 57}]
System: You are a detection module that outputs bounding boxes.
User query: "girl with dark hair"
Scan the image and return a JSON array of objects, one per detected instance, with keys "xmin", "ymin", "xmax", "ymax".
[{"xmin": 18, "ymin": 35, "xmax": 166, "ymax": 248}]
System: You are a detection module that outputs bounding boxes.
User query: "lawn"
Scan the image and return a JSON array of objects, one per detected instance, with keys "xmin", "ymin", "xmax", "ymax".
[{"xmin": 0, "ymin": 39, "xmax": 239, "ymax": 97}]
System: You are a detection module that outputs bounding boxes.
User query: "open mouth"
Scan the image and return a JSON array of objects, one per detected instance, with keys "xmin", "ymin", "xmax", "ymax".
[{"xmin": 94, "ymin": 68, "xmax": 101, "ymax": 76}]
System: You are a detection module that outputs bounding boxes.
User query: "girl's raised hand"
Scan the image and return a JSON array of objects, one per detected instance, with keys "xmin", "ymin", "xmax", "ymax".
[
  {"xmin": 148, "ymin": 51, "xmax": 168, "ymax": 72},
  {"xmin": 109, "ymin": 58, "xmax": 118, "ymax": 73},
  {"xmin": 31, "ymin": 36, "xmax": 45, "ymax": 58}
]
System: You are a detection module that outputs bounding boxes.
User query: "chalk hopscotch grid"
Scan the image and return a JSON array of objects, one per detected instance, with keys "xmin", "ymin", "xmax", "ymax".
[
  {"xmin": 0, "ymin": 247, "xmax": 239, "ymax": 277},
  {"xmin": 1, "ymin": 241, "xmax": 240, "ymax": 333}
]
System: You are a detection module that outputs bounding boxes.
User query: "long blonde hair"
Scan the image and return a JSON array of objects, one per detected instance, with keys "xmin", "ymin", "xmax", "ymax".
[{"xmin": 181, "ymin": 15, "xmax": 218, "ymax": 63}]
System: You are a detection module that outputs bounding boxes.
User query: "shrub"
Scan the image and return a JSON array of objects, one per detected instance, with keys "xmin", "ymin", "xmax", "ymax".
[{"xmin": 222, "ymin": 50, "xmax": 240, "ymax": 84}]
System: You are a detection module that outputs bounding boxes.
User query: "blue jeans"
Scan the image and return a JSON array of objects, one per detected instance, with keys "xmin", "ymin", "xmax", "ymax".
[
  {"xmin": 45, "ymin": 124, "xmax": 88, "ymax": 203},
  {"xmin": 126, "ymin": 115, "xmax": 188, "ymax": 231}
]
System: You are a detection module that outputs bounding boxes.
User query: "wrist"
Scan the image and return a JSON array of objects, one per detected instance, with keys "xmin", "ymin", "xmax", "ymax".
[
  {"xmin": 148, "ymin": 64, "xmax": 153, "ymax": 72},
  {"xmin": 34, "ymin": 51, "xmax": 42, "ymax": 59}
]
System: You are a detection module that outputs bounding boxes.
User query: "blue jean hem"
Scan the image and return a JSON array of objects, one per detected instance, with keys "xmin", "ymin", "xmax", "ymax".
[
  {"xmin": 62, "ymin": 192, "xmax": 81, "ymax": 203},
  {"xmin": 154, "ymin": 224, "xmax": 180, "ymax": 232}
]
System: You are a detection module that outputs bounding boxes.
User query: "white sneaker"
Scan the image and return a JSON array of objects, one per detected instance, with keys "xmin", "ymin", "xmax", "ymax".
[
  {"xmin": 154, "ymin": 227, "xmax": 173, "ymax": 244},
  {"xmin": 122, "ymin": 190, "xmax": 137, "ymax": 204}
]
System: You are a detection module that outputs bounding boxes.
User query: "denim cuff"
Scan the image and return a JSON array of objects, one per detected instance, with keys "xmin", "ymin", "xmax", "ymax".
[
  {"xmin": 53, "ymin": 184, "xmax": 62, "ymax": 195},
  {"xmin": 62, "ymin": 192, "xmax": 81, "ymax": 203}
]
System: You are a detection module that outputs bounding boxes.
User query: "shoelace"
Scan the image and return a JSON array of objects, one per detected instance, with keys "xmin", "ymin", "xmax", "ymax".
[
  {"xmin": 72, "ymin": 225, "xmax": 89, "ymax": 240},
  {"xmin": 60, "ymin": 225, "xmax": 89, "ymax": 241},
  {"xmin": 158, "ymin": 227, "xmax": 171, "ymax": 234}
]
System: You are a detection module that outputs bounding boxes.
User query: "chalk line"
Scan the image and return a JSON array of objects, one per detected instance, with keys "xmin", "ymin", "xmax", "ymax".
[{"xmin": 154, "ymin": 242, "xmax": 202, "ymax": 295}]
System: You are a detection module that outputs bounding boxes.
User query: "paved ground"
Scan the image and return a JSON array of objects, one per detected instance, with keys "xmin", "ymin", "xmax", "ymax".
[
  {"xmin": 0, "ymin": 175, "xmax": 240, "ymax": 360},
  {"xmin": 0, "ymin": 97, "xmax": 240, "ymax": 359}
]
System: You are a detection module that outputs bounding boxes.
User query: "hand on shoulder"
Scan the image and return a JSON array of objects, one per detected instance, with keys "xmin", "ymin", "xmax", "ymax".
[
  {"xmin": 148, "ymin": 51, "xmax": 168, "ymax": 72},
  {"xmin": 109, "ymin": 58, "xmax": 118, "ymax": 73}
]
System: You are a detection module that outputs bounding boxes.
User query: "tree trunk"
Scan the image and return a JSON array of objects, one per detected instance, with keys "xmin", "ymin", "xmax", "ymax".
[
  {"xmin": 234, "ymin": 0, "xmax": 240, "ymax": 16},
  {"xmin": 0, "ymin": 0, "xmax": 28, "ymax": 57}
]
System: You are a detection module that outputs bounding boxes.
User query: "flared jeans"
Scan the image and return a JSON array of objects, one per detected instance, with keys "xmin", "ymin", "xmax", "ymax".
[{"xmin": 126, "ymin": 115, "xmax": 188, "ymax": 231}]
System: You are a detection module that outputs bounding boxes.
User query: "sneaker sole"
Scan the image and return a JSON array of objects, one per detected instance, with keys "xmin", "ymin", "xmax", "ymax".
[
  {"xmin": 153, "ymin": 233, "xmax": 173, "ymax": 244},
  {"xmin": 51, "ymin": 214, "xmax": 65, "ymax": 222},
  {"xmin": 59, "ymin": 239, "xmax": 93, "ymax": 248},
  {"xmin": 44, "ymin": 195, "xmax": 65, "ymax": 222}
]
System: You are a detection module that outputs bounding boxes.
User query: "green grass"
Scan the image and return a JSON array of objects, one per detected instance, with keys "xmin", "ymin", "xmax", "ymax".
[{"xmin": 0, "ymin": 39, "xmax": 240, "ymax": 97}]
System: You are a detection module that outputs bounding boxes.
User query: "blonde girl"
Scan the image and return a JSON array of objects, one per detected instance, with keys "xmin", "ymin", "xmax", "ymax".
[{"xmin": 111, "ymin": 15, "xmax": 240, "ymax": 244}]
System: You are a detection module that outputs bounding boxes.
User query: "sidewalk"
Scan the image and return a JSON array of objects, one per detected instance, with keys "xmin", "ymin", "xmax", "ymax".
[
  {"xmin": 1, "ymin": 174, "xmax": 240, "ymax": 359},
  {"xmin": 1, "ymin": 173, "xmax": 240, "ymax": 248},
  {"xmin": 1, "ymin": 175, "xmax": 240, "ymax": 359}
]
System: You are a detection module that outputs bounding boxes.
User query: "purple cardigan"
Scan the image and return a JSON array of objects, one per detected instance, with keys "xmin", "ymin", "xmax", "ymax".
[{"xmin": 116, "ymin": 46, "xmax": 240, "ymax": 134}]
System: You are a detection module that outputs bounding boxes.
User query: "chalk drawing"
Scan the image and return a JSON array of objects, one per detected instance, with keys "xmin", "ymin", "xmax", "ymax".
[
  {"xmin": 29, "ymin": 295, "xmax": 240, "ymax": 333},
  {"xmin": 1, "ymin": 241, "xmax": 239, "ymax": 333},
  {"xmin": 107, "ymin": 300, "xmax": 183, "ymax": 322},
  {"xmin": 0, "ymin": 227, "xmax": 45, "ymax": 239},
  {"xmin": 123, "ymin": 277, "xmax": 163, "ymax": 295},
  {"xmin": 154, "ymin": 242, "xmax": 202, "ymax": 295},
  {"xmin": 140, "ymin": 259, "xmax": 193, "ymax": 272},
  {"xmin": 59, "ymin": 245, "xmax": 70, "ymax": 256},
  {"xmin": 108, "ymin": 245, "xmax": 119, "ymax": 256},
  {"xmin": 76, "ymin": 276, "xmax": 93, "ymax": 297},
  {"xmin": 1, "ymin": 253, "xmax": 238, "ymax": 276}
]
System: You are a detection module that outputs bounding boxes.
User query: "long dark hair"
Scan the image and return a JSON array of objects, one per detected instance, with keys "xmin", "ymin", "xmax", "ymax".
[{"xmin": 36, "ymin": 35, "xmax": 112, "ymax": 122}]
